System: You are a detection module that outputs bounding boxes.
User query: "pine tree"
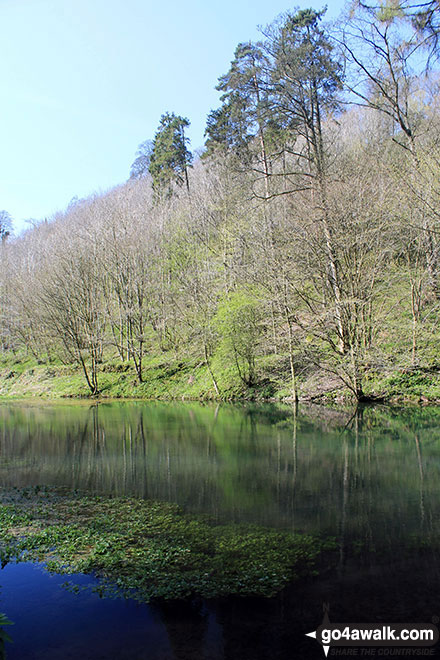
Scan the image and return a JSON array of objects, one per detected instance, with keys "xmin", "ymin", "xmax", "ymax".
[
  {"xmin": 204, "ymin": 42, "xmax": 271, "ymax": 177},
  {"xmin": 149, "ymin": 113, "xmax": 192, "ymax": 197}
]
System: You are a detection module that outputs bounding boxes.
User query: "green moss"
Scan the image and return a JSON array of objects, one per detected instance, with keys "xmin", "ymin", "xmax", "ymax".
[{"xmin": 0, "ymin": 487, "xmax": 328, "ymax": 602}]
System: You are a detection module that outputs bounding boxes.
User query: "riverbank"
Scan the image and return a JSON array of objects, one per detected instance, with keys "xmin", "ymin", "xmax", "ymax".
[{"xmin": 1, "ymin": 351, "xmax": 440, "ymax": 404}]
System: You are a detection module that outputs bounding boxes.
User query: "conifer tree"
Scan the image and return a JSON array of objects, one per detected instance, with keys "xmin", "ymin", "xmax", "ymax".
[{"xmin": 149, "ymin": 113, "xmax": 192, "ymax": 196}]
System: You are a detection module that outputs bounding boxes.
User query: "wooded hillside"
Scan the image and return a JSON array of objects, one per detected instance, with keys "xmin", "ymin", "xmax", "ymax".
[{"xmin": 1, "ymin": 2, "xmax": 440, "ymax": 402}]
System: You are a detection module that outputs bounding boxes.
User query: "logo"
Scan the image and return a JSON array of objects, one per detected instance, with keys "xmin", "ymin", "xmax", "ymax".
[{"xmin": 306, "ymin": 604, "xmax": 439, "ymax": 657}]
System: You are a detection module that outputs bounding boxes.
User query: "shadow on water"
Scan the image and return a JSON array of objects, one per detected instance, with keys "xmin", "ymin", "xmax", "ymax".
[
  {"xmin": 1, "ymin": 559, "xmax": 440, "ymax": 660},
  {"xmin": 1, "ymin": 401, "xmax": 440, "ymax": 658}
]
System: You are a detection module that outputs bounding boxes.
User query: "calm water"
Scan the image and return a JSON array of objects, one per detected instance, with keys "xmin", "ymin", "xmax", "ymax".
[{"xmin": 1, "ymin": 401, "xmax": 440, "ymax": 659}]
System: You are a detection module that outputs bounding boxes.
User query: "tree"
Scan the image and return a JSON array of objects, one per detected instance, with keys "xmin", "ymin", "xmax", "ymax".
[
  {"xmin": 149, "ymin": 113, "xmax": 192, "ymax": 196},
  {"xmin": 266, "ymin": 8, "xmax": 343, "ymax": 188},
  {"xmin": 337, "ymin": 0, "xmax": 440, "ymax": 298},
  {"xmin": 354, "ymin": 0, "xmax": 440, "ymax": 68},
  {"xmin": 337, "ymin": 2, "xmax": 426, "ymax": 154},
  {"xmin": 215, "ymin": 289, "xmax": 263, "ymax": 387},
  {"xmin": 0, "ymin": 211, "xmax": 12, "ymax": 241},
  {"xmin": 204, "ymin": 95, "xmax": 250, "ymax": 162},
  {"xmin": 98, "ymin": 187, "xmax": 159, "ymax": 383},
  {"xmin": 205, "ymin": 42, "xmax": 273, "ymax": 193},
  {"xmin": 263, "ymin": 9, "xmax": 349, "ymax": 353},
  {"xmin": 129, "ymin": 139, "xmax": 153, "ymax": 180},
  {"xmin": 37, "ymin": 252, "xmax": 106, "ymax": 395}
]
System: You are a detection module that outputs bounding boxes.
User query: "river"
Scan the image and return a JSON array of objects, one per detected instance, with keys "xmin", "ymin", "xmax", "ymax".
[{"xmin": 0, "ymin": 401, "xmax": 439, "ymax": 659}]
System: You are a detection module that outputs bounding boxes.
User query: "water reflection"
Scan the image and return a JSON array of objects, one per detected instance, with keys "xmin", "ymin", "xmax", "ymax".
[
  {"xmin": 1, "ymin": 401, "xmax": 440, "ymax": 658},
  {"xmin": 1, "ymin": 402, "xmax": 439, "ymax": 540}
]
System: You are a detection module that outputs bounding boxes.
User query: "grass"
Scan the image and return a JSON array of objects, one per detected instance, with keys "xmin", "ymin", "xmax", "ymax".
[
  {"xmin": 3, "ymin": 342, "xmax": 440, "ymax": 403},
  {"xmin": 364, "ymin": 368, "xmax": 440, "ymax": 402},
  {"xmin": 0, "ymin": 350, "xmax": 290, "ymax": 402},
  {"xmin": 0, "ymin": 487, "xmax": 330, "ymax": 602}
]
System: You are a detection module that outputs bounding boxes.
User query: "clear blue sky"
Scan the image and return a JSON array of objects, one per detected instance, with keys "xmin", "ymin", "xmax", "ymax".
[{"xmin": 0, "ymin": 0, "xmax": 345, "ymax": 233}]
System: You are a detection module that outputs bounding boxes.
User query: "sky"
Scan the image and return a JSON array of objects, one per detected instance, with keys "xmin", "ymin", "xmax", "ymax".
[{"xmin": 0, "ymin": 0, "xmax": 345, "ymax": 234}]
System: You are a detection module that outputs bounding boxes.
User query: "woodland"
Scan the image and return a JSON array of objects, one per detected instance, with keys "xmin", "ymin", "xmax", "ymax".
[{"xmin": 1, "ymin": 1, "xmax": 440, "ymax": 402}]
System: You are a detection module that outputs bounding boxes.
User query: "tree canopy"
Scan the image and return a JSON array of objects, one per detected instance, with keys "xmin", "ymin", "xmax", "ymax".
[{"xmin": 148, "ymin": 113, "xmax": 193, "ymax": 196}]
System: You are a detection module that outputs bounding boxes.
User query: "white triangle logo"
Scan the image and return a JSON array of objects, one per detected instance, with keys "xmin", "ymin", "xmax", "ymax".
[{"xmin": 305, "ymin": 629, "xmax": 330, "ymax": 657}]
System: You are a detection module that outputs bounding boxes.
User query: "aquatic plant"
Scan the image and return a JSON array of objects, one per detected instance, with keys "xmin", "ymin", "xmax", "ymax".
[{"xmin": 0, "ymin": 487, "xmax": 330, "ymax": 602}]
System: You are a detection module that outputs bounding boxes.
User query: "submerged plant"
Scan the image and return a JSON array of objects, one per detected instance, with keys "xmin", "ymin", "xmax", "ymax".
[{"xmin": 0, "ymin": 488, "xmax": 332, "ymax": 602}]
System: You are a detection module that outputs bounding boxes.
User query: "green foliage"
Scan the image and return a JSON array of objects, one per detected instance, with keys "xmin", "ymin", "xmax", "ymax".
[
  {"xmin": 205, "ymin": 42, "xmax": 269, "ymax": 162},
  {"xmin": 214, "ymin": 290, "xmax": 263, "ymax": 387},
  {"xmin": 376, "ymin": 2, "xmax": 405, "ymax": 23},
  {"xmin": 0, "ymin": 489, "xmax": 326, "ymax": 601},
  {"xmin": 365, "ymin": 368, "xmax": 440, "ymax": 401},
  {"xmin": 272, "ymin": 7, "xmax": 343, "ymax": 119},
  {"xmin": 149, "ymin": 112, "xmax": 192, "ymax": 196},
  {"xmin": 204, "ymin": 96, "xmax": 251, "ymax": 161}
]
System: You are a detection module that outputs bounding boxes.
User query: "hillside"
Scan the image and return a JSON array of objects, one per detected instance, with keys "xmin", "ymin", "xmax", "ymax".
[{"xmin": 1, "ymin": 3, "xmax": 440, "ymax": 404}]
